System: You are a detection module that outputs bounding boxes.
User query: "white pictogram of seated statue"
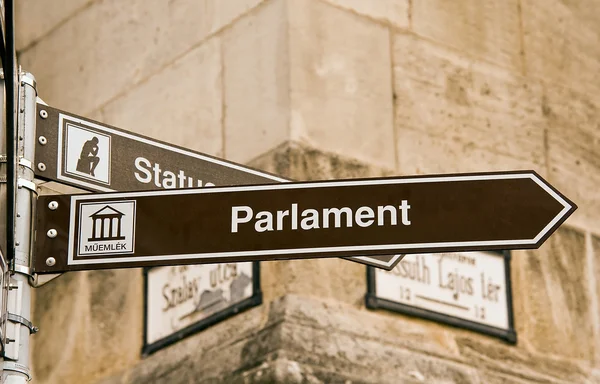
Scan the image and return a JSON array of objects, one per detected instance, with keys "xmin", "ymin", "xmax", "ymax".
[{"xmin": 76, "ymin": 136, "xmax": 100, "ymax": 177}]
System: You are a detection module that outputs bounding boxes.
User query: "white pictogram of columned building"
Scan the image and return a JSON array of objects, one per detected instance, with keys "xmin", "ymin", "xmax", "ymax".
[{"xmin": 88, "ymin": 205, "xmax": 126, "ymax": 241}]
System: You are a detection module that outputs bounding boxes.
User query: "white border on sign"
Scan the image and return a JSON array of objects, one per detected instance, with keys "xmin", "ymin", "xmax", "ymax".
[
  {"xmin": 349, "ymin": 254, "xmax": 404, "ymax": 268},
  {"xmin": 66, "ymin": 172, "xmax": 574, "ymax": 266},
  {"xmin": 56, "ymin": 113, "xmax": 288, "ymax": 192}
]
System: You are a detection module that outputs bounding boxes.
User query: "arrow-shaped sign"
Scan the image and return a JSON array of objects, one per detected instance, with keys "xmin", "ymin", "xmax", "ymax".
[
  {"xmin": 33, "ymin": 170, "xmax": 576, "ymax": 274},
  {"xmin": 34, "ymin": 103, "xmax": 402, "ymax": 270}
]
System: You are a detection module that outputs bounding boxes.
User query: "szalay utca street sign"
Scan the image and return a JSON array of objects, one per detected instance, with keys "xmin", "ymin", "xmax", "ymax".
[
  {"xmin": 33, "ymin": 171, "xmax": 576, "ymax": 274},
  {"xmin": 34, "ymin": 104, "xmax": 403, "ymax": 270}
]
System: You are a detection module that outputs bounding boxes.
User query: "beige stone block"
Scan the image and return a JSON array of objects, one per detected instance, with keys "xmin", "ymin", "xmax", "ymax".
[
  {"xmin": 513, "ymin": 227, "xmax": 595, "ymax": 361},
  {"xmin": 274, "ymin": 296, "xmax": 477, "ymax": 383},
  {"xmin": 80, "ymin": 293, "xmax": 598, "ymax": 383},
  {"xmin": 521, "ymin": 0, "xmax": 600, "ymax": 95},
  {"xmin": 248, "ymin": 141, "xmax": 394, "ymax": 181},
  {"xmin": 594, "ymin": 235, "xmax": 600, "ymax": 365},
  {"xmin": 222, "ymin": 0, "xmax": 290, "ymax": 164},
  {"xmin": 275, "ymin": 295, "xmax": 460, "ymax": 361},
  {"xmin": 32, "ymin": 269, "xmax": 143, "ymax": 384},
  {"xmin": 84, "ymin": 108, "xmax": 104, "ymax": 122},
  {"xmin": 322, "ymin": 0, "xmax": 409, "ymax": 29},
  {"xmin": 542, "ymin": 84, "xmax": 600, "ymax": 139},
  {"xmin": 457, "ymin": 336, "xmax": 591, "ymax": 383},
  {"xmin": 126, "ymin": 305, "xmax": 269, "ymax": 383},
  {"xmin": 508, "ymin": 249, "xmax": 591, "ymax": 383},
  {"xmin": 32, "ymin": 273, "xmax": 87, "ymax": 384},
  {"xmin": 592, "ymin": 369, "xmax": 600, "ymax": 384},
  {"xmin": 20, "ymin": 0, "xmax": 264, "ymax": 115},
  {"xmin": 412, "ymin": 0, "xmax": 522, "ymax": 71},
  {"xmin": 86, "ymin": 269, "xmax": 144, "ymax": 380},
  {"xmin": 99, "ymin": 38, "xmax": 223, "ymax": 157},
  {"xmin": 16, "ymin": 0, "xmax": 94, "ymax": 50},
  {"xmin": 94, "ymin": 374, "xmax": 125, "ymax": 384},
  {"xmin": 396, "ymin": 129, "xmax": 543, "ymax": 175},
  {"xmin": 543, "ymin": 85, "xmax": 600, "ymax": 234},
  {"xmin": 282, "ymin": 334, "xmax": 478, "ymax": 383},
  {"xmin": 546, "ymin": 128, "xmax": 600, "ymax": 235},
  {"xmin": 288, "ymin": 0, "xmax": 396, "ymax": 169},
  {"xmin": 113, "ymin": 294, "xmax": 462, "ymax": 383},
  {"xmin": 476, "ymin": 372, "xmax": 537, "ymax": 384},
  {"xmin": 261, "ymin": 258, "xmax": 366, "ymax": 307},
  {"xmin": 392, "ymin": 33, "xmax": 546, "ymax": 175}
]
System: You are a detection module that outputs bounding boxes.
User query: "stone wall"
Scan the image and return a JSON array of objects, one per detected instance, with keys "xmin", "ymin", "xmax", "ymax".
[{"xmin": 16, "ymin": 0, "xmax": 600, "ymax": 383}]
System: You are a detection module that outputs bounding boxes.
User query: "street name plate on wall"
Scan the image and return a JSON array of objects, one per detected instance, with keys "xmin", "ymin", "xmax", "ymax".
[
  {"xmin": 366, "ymin": 251, "xmax": 516, "ymax": 343},
  {"xmin": 143, "ymin": 262, "xmax": 261, "ymax": 355}
]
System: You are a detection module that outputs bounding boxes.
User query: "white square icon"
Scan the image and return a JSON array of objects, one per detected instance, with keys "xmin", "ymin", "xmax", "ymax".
[
  {"xmin": 77, "ymin": 200, "xmax": 136, "ymax": 256},
  {"xmin": 64, "ymin": 123, "xmax": 111, "ymax": 185}
]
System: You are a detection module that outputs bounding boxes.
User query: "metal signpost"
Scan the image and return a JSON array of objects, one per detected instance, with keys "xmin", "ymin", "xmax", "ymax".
[
  {"xmin": 2, "ymin": 0, "xmax": 42, "ymax": 381},
  {"xmin": 33, "ymin": 171, "xmax": 575, "ymax": 274},
  {"xmin": 34, "ymin": 104, "xmax": 403, "ymax": 270},
  {"xmin": 2, "ymin": 72, "xmax": 38, "ymax": 383},
  {"xmin": 0, "ymin": 251, "xmax": 9, "ymax": 364}
]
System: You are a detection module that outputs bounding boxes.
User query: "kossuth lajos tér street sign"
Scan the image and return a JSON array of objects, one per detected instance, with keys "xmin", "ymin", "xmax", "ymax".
[{"xmin": 32, "ymin": 171, "xmax": 576, "ymax": 274}]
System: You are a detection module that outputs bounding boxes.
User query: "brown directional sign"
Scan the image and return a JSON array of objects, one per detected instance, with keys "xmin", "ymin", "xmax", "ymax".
[
  {"xmin": 34, "ymin": 103, "xmax": 401, "ymax": 270},
  {"xmin": 34, "ymin": 103, "xmax": 292, "ymax": 192},
  {"xmin": 32, "ymin": 171, "xmax": 576, "ymax": 274}
]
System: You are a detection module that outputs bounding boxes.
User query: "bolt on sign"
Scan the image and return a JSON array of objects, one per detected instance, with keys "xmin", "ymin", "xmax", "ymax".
[
  {"xmin": 33, "ymin": 171, "xmax": 576, "ymax": 274},
  {"xmin": 366, "ymin": 251, "xmax": 516, "ymax": 343},
  {"xmin": 34, "ymin": 103, "xmax": 402, "ymax": 270},
  {"xmin": 143, "ymin": 262, "xmax": 261, "ymax": 355}
]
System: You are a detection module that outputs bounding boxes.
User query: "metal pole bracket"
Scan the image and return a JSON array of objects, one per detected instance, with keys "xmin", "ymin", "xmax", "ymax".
[
  {"xmin": 6, "ymin": 314, "xmax": 37, "ymax": 335},
  {"xmin": 10, "ymin": 265, "xmax": 32, "ymax": 278},
  {"xmin": 16, "ymin": 178, "xmax": 36, "ymax": 194},
  {"xmin": 20, "ymin": 75, "xmax": 36, "ymax": 93},
  {"xmin": 17, "ymin": 157, "xmax": 33, "ymax": 172},
  {"xmin": 2, "ymin": 361, "xmax": 32, "ymax": 381}
]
